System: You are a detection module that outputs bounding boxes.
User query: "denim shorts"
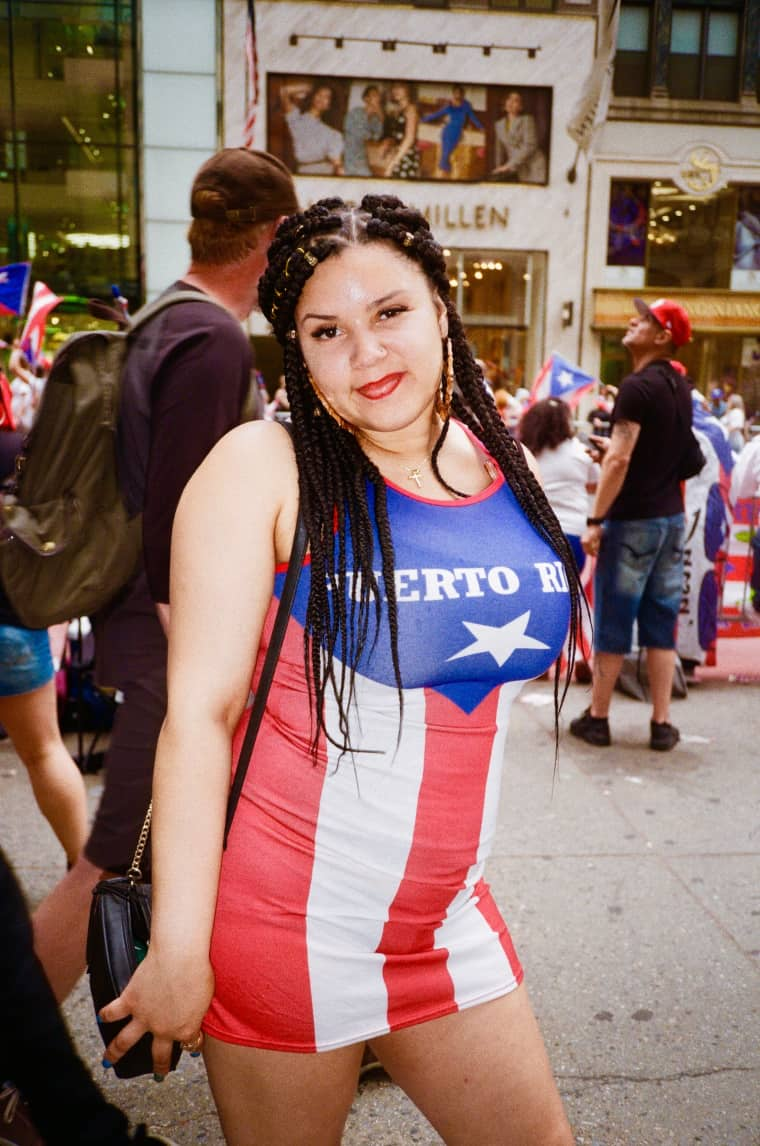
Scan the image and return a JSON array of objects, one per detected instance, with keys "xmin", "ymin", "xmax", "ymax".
[
  {"xmin": 0, "ymin": 624, "xmax": 54, "ymax": 697},
  {"xmin": 594, "ymin": 514, "xmax": 685, "ymax": 654}
]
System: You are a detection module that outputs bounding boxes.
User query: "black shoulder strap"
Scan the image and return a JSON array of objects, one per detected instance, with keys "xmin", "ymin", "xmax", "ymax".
[{"xmin": 223, "ymin": 426, "xmax": 306, "ymax": 847}]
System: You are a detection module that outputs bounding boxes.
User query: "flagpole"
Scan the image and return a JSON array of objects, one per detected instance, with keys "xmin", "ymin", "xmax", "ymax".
[{"xmin": 566, "ymin": 143, "xmax": 582, "ymax": 185}]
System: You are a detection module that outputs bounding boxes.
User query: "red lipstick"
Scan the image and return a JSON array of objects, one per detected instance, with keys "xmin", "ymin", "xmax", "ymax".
[{"xmin": 357, "ymin": 373, "xmax": 402, "ymax": 400}]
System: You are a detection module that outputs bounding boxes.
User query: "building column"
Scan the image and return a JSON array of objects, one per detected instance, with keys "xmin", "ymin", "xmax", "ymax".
[
  {"xmin": 140, "ymin": 0, "xmax": 220, "ymax": 298},
  {"xmin": 742, "ymin": 0, "xmax": 760, "ymax": 105},
  {"xmin": 651, "ymin": 0, "xmax": 672, "ymax": 98}
]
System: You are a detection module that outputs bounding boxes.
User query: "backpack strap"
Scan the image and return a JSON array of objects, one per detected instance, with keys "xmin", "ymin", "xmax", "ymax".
[{"xmin": 126, "ymin": 290, "xmax": 234, "ymax": 337}]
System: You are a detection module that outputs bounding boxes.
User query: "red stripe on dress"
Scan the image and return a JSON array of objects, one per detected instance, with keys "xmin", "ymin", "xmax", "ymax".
[
  {"xmin": 473, "ymin": 878, "xmax": 523, "ymax": 983},
  {"xmin": 205, "ymin": 607, "xmax": 328, "ymax": 1050},
  {"xmin": 377, "ymin": 687, "xmax": 501, "ymax": 1030}
]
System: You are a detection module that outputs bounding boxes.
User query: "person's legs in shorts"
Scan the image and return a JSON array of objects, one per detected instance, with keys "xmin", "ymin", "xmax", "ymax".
[
  {"xmin": 587, "ymin": 520, "xmax": 645, "ymax": 720},
  {"xmin": 637, "ymin": 514, "xmax": 685, "ymax": 726},
  {"xmin": 0, "ymin": 626, "xmax": 88, "ymax": 867}
]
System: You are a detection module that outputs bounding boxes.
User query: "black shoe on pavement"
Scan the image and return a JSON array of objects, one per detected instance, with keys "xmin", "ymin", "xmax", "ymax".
[
  {"xmin": 569, "ymin": 707, "xmax": 611, "ymax": 747},
  {"xmin": 650, "ymin": 720, "xmax": 680, "ymax": 751}
]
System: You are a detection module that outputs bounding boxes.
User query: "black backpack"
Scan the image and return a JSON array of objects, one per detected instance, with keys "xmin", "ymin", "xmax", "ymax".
[{"xmin": 0, "ymin": 292, "xmax": 230, "ymax": 628}]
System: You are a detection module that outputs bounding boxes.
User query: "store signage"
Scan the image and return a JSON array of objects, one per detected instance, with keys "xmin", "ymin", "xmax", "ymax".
[
  {"xmin": 593, "ymin": 289, "xmax": 760, "ymax": 331},
  {"xmin": 420, "ymin": 203, "xmax": 510, "ymax": 231},
  {"xmin": 674, "ymin": 143, "xmax": 726, "ymax": 197}
]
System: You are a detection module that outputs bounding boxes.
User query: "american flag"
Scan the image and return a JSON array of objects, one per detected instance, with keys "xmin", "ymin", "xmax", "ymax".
[{"xmin": 243, "ymin": 0, "xmax": 259, "ymax": 149}]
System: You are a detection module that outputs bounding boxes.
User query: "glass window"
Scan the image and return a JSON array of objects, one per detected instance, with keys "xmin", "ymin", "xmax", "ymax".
[
  {"xmin": 669, "ymin": 4, "xmax": 741, "ymax": 101},
  {"xmin": 647, "ymin": 182, "xmax": 738, "ymax": 289},
  {"xmin": 705, "ymin": 11, "xmax": 740, "ymax": 100},
  {"xmin": 613, "ymin": 4, "xmax": 652, "ymax": 98},
  {"xmin": 444, "ymin": 249, "xmax": 546, "ymax": 389},
  {"xmin": 607, "ymin": 181, "xmax": 650, "ymax": 266},
  {"xmin": 0, "ymin": 2, "xmax": 140, "ymax": 316}
]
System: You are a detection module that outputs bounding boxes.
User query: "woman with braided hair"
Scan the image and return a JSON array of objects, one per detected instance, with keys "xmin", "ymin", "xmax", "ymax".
[{"xmin": 101, "ymin": 194, "xmax": 579, "ymax": 1145}]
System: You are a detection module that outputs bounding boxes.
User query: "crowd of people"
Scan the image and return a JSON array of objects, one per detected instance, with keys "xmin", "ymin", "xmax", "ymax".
[{"xmin": 1, "ymin": 147, "xmax": 758, "ymax": 1146}]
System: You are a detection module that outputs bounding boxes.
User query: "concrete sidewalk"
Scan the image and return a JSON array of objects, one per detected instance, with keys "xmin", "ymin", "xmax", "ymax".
[{"xmin": 1, "ymin": 670, "xmax": 758, "ymax": 1145}]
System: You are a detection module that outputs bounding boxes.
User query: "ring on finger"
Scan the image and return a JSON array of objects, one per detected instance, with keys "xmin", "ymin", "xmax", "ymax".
[{"xmin": 181, "ymin": 1033, "xmax": 203, "ymax": 1053}]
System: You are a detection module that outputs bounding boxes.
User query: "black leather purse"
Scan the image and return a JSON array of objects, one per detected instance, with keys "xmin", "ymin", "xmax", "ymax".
[{"xmin": 86, "ymin": 509, "xmax": 307, "ymax": 1078}]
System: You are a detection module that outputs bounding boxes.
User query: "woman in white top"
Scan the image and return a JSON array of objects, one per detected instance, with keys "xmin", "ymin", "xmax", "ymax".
[
  {"xmin": 519, "ymin": 398, "xmax": 598, "ymax": 571},
  {"xmin": 519, "ymin": 398, "xmax": 598, "ymax": 680},
  {"xmin": 722, "ymin": 393, "xmax": 746, "ymax": 454}
]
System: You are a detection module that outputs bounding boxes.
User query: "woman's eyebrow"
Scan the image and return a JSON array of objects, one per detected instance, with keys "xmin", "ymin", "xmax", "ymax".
[{"xmin": 301, "ymin": 291, "xmax": 405, "ymax": 323}]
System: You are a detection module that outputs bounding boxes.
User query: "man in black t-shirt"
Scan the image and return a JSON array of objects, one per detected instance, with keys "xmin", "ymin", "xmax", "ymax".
[
  {"xmin": 570, "ymin": 298, "xmax": 694, "ymax": 753},
  {"xmin": 33, "ymin": 149, "xmax": 298, "ymax": 1000}
]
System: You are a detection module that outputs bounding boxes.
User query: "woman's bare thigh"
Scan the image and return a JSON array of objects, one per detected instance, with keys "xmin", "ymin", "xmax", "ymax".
[
  {"xmin": 370, "ymin": 984, "xmax": 573, "ymax": 1146},
  {"xmin": 202, "ymin": 1035, "xmax": 365, "ymax": 1146}
]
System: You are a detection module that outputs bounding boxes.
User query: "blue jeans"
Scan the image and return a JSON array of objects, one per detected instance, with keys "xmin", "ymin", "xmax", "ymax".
[
  {"xmin": 0, "ymin": 624, "xmax": 53, "ymax": 697},
  {"xmin": 594, "ymin": 514, "xmax": 685, "ymax": 654}
]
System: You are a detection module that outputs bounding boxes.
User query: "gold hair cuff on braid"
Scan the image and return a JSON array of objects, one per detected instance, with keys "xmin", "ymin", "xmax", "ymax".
[
  {"xmin": 307, "ymin": 370, "xmax": 355, "ymax": 435},
  {"xmin": 283, "ymin": 246, "xmax": 318, "ymax": 282},
  {"xmin": 435, "ymin": 338, "xmax": 454, "ymax": 421}
]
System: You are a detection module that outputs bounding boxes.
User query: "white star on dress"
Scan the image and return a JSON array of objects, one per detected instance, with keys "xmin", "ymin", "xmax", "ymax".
[{"xmin": 447, "ymin": 611, "xmax": 549, "ymax": 668}]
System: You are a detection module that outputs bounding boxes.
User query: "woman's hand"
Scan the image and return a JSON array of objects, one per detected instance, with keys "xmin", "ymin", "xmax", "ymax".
[{"xmin": 99, "ymin": 948, "xmax": 215, "ymax": 1077}]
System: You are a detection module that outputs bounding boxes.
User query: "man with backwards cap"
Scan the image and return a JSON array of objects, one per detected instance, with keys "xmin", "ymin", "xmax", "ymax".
[
  {"xmin": 32, "ymin": 149, "xmax": 299, "ymax": 1001},
  {"xmin": 570, "ymin": 298, "xmax": 694, "ymax": 753}
]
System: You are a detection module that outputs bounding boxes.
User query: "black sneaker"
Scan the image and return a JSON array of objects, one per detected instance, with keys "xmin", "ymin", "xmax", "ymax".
[
  {"xmin": 650, "ymin": 720, "xmax": 679, "ymax": 751},
  {"xmin": 569, "ymin": 707, "xmax": 611, "ymax": 747}
]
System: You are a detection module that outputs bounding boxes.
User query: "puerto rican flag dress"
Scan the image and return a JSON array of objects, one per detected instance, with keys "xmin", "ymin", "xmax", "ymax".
[{"xmin": 204, "ymin": 458, "xmax": 571, "ymax": 1051}]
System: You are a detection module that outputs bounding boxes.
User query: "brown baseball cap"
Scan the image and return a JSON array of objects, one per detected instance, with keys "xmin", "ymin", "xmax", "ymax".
[{"xmin": 190, "ymin": 148, "xmax": 299, "ymax": 225}]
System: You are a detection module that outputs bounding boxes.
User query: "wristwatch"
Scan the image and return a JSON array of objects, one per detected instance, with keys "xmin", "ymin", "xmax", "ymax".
[{"xmin": 586, "ymin": 516, "xmax": 605, "ymax": 526}]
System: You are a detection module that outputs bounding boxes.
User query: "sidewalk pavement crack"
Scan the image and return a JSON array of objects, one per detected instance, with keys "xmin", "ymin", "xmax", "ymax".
[{"xmin": 559, "ymin": 1065, "xmax": 756, "ymax": 1084}]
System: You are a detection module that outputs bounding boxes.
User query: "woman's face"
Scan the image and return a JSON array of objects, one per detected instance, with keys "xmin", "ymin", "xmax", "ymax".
[
  {"xmin": 311, "ymin": 87, "xmax": 332, "ymax": 113},
  {"xmin": 391, "ymin": 84, "xmax": 409, "ymax": 108},
  {"xmin": 295, "ymin": 242, "xmax": 448, "ymax": 437},
  {"xmin": 364, "ymin": 88, "xmax": 382, "ymax": 115},
  {"xmin": 505, "ymin": 92, "xmax": 523, "ymax": 116}
]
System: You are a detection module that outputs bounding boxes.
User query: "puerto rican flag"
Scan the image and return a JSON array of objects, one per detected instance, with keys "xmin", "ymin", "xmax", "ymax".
[
  {"xmin": 529, "ymin": 352, "xmax": 597, "ymax": 408},
  {"xmin": 18, "ymin": 281, "xmax": 62, "ymax": 367},
  {"xmin": 206, "ymin": 477, "xmax": 571, "ymax": 1052},
  {"xmin": 0, "ymin": 370, "xmax": 17, "ymax": 430},
  {"xmin": 0, "ymin": 261, "xmax": 31, "ymax": 317}
]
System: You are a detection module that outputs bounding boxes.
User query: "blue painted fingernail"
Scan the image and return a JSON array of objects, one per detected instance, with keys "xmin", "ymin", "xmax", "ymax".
[
  {"xmin": 190, "ymin": 1051, "xmax": 202, "ymax": 1058},
  {"xmin": 95, "ymin": 1013, "xmax": 104, "ymax": 1025},
  {"xmin": 153, "ymin": 1073, "xmax": 166, "ymax": 1083},
  {"xmin": 102, "ymin": 1058, "xmax": 112, "ymax": 1069}
]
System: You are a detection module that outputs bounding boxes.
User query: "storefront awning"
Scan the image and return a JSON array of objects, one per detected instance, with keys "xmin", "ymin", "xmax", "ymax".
[{"xmin": 592, "ymin": 289, "xmax": 760, "ymax": 333}]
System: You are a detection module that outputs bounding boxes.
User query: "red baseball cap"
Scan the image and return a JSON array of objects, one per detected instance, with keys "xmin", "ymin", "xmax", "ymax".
[{"xmin": 633, "ymin": 298, "xmax": 692, "ymax": 348}]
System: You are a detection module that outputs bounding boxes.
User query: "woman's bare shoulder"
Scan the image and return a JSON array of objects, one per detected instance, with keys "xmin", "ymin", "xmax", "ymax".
[
  {"xmin": 178, "ymin": 420, "xmax": 298, "ymax": 539},
  {"xmin": 194, "ymin": 420, "xmax": 295, "ymax": 488}
]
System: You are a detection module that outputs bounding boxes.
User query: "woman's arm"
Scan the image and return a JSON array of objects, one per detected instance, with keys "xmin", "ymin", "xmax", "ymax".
[{"xmin": 100, "ymin": 420, "xmax": 299, "ymax": 1074}]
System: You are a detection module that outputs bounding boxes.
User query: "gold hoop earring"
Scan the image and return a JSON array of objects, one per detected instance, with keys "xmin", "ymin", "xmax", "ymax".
[
  {"xmin": 307, "ymin": 370, "xmax": 355, "ymax": 435},
  {"xmin": 435, "ymin": 338, "xmax": 454, "ymax": 421}
]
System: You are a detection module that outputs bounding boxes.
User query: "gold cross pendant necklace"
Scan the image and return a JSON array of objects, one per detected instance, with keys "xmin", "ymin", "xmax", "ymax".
[{"xmin": 405, "ymin": 464, "xmax": 424, "ymax": 488}]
